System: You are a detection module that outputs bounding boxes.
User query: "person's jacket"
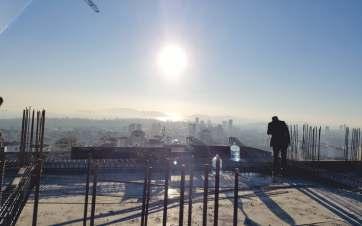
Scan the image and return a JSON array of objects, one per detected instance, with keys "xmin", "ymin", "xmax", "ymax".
[{"xmin": 267, "ymin": 120, "xmax": 290, "ymax": 147}]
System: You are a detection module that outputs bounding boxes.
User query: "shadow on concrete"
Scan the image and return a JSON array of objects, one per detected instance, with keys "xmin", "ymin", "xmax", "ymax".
[
  {"xmin": 297, "ymin": 187, "xmax": 361, "ymax": 225},
  {"xmin": 223, "ymin": 174, "xmax": 295, "ymax": 226}
]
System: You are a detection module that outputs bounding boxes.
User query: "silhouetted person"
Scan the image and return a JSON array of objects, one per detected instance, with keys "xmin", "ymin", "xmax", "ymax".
[{"xmin": 267, "ymin": 116, "xmax": 290, "ymax": 175}]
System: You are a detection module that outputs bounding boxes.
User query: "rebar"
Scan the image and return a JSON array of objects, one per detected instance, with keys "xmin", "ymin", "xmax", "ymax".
[
  {"xmin": 233, "ymin": 168, "xmax": 239, "ymax": 226},
  {"xmin": 179, "ymin": 164, "xmax": 186, "ymax": 226},
  {"xmin": 145, "ymin": 166, "xmax": 152, "ymax": 226},
  {"xmin": 202, "ymin": 164, "xmax": 209, "ymax": 226},
  {"xmin": 214, "ymin": 156, "xmax": 220, "ymax": 226},
  {"xmin": 187, "ymin": 164, "xmax": 194, "ymax": 226},
  {"xmin": 83, "ymin": 155, "xmax": 91, "ymax": 226},
  {"xmin": 90, "ymin": 161, "xmax": 98, "ymax": 226},
  {"xmin": 140, "ymin": 165, "xmax": 149, "ymax": 226},
  {"xmin": 162, "ymin": 161, "xmax": 170, "ymax": 226},
  {"xmin": 31, "ymin": 159, "xmax": 42, "ymax": 226}
]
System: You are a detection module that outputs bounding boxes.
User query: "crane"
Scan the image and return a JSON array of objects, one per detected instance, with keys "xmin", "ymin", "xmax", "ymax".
[{"xmin": 83, "ymin": 0, "xmax": 100, "ymax": 13}]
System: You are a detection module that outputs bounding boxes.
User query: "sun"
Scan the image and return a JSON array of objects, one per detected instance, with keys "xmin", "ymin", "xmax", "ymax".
[{"xmin": 157, "ymin": 44, "xmax": 188, "ymax": 79}]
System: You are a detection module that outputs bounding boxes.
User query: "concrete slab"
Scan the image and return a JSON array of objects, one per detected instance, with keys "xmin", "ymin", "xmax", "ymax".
[{"xmin": 17, "ymin": 171, "xmax": 361, "ymax": 226}]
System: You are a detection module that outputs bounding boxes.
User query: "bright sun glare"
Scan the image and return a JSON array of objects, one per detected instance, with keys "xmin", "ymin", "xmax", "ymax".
[{"xmin": 157, "ymin": 44, "xmax": 188, "ymax": 79}]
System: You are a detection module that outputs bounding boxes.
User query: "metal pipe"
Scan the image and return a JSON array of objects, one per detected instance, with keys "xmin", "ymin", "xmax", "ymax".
[
  {"xmin": 90, "ymin": 161, "xmax": 98, "ymax": 226},
  {"xmin": 23, "ymin": 108, "xmax": 28, "ymax": 159},
  {"xmin": 32, "ymin": 159, "xmax": 42, "ymax": 226},
  {"xmin": 233, "ymin": 168, "xmax": 239, "ymax": 226},
  {"xmin": 345, "ymin": 127, "xmax": 349, "ymax": 161},
  {"xmin": 302, "ymin": 124, "xmax": 305, "ymax": 159},
  {"xmin": 0, "ymin": 160, "xmax": 5, "ymax": 204},
  {"xmin": 296, "ymin": 125, "xmax": 299, "ymax": 160},
  {"xmin": 39, "ymin": 110, "xmax": 46, "ymax": 153},
  {"xmin": 179, "ymin": 164, "xmax": 186, "ymax": 226},
  {"xmin": 29, "ymin": 110, "xmax": 35, "ymax": 154},
  {"xmin": 83, "ymin": 155, "xmax": 91, "ymax": 226},
  {"xmin": 187, "ymin": 165, "xmax": 194, "ymax": 226},
  {"xmin": 309, "ymin": 126, "xmax": 312, "ymax": 160},
  {"xmin": 145, "ymin": 166, "xmax": 152, "ymax": 226},
  {"xmin": 35, "ymin": 111, "xmax": 40, "ymax": 153},
  {"xmin": 318, "ymin": 127, "xmax": 321, "ymax": 161},
  {"xmin": 202, "ymin": 164, "xmax": 209, "ymax": 226},
  {"xmin": 214, "ymin": 156, "xmax": 220, "ymax": 226},
  {"xmin": 312, "ymin": 127, "xmax": 316, "ymax": 160},
  {"xmin": 19, "ymin": 109, "xmax": 26, "ymax": 166},
  {"xmin": 162, "ymin": 161, "xmax": 170, "ymax": 226},
  {"xmin": 140, "ymin": 165, "xmax": 149, "ymax": 226},
  {"xmin": 26, "ymin": 108, "xmax": 31, "ymax": 153}
]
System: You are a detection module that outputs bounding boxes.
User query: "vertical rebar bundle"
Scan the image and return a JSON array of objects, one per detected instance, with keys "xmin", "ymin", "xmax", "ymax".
[
  {"xmin": 300, "ymin": 124, "xmax": 322, "ymax": 161},
  {"xmin": 27, "ymin": 108, "xmax": 46, "ymax": 226},
  {"xmin": 348, "ymin": 128, "xmax": 361, "ymax": 161},
  {"xmin": 288, "ymin": 125, "xmax": 299, "ymax": 160},
  {"xmin": 18, "ymin": 108, "xmax": 46, "ymax": 166}
]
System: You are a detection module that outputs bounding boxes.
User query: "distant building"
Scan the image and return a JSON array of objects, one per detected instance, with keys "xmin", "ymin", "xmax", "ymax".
[
  {"xmin": 188, "ymin": 123, "xmax": 196, "ymax": 137},
  {"xmin": 117, "ymin": 136, "xmax": 128, "ymax": 147},
  {"xmin": 0, "ymin": 132, "xmax": 4, "ymax": 152},
  {"xmin": 129, "ymin": 130, "xmax": 146, "ymax": 146},
  {"xmin": 207, "ymin": 120, "xmax": 212, "ymax": 128},
  {"xmin": 128, "ymin": 123, "xmax": 142, "ymax": 135},
  {"xmin": 198, "ymin": 129, "xmax": 213, "ymax": 145},
  {"xmin": 222, "ymin": 121, "xmax": 227, "ymax": 129},
  {"xmin": 98, "ymin": 136, "xmax": 118, "ymax": 147},
  {"xmin": 214, "ymin": 124, "xmax": 227, "ymax": 144},
  {"xmin": 200, "ymin": 120, "xmax": 206, "ymax": 130},
  {"xmin": 228, "ymin": 119, "xmax": 233, "ymax": 129},
  {"xmin": 161, "ymin": 126, "xmax": 166, "ymax": 138},
  {"xmin": 54, "ymin": 136, "xmax": 79, "ymax": 150},
  {"xmin": 228, "ymin": 119, "xmax": 233, "ymax": 136},
  {"xmin": 148, "ymin": 137, "xmax": 163, "ymax": 147},
  {"xmin": 150, "ymin": 122, "xmax": 162, "ymax": 137},
  {"xmin": 339, "ymin": 124, "xmax": 346, "ymax": 130}
]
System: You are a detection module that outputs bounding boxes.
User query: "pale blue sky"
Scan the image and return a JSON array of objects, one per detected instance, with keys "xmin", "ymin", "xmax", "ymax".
[{"xmin": 1, "ymin": 0, "xmax": 362, "ymax": 125}]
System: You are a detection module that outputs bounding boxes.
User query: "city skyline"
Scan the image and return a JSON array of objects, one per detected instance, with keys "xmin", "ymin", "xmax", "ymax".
[{"xmin": 1, "ymin": 0, "xmax": 362, "ymax": 126}]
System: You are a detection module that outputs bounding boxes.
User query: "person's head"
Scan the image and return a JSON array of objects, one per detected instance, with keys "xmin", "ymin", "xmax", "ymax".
[
  {"xmin": 0, "ymin": 97, "xmax": 3, "ymax": 106},
  {"xmin": 272, "ymin": 116, "xmax": 279, "ymax": 122}
]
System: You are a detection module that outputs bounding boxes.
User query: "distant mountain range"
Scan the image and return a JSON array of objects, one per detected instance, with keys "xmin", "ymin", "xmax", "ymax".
[
  {"xmin": 0, "ymin": 107, "xmax": 264, "ymax": 125},
  {"xmin": 75, "ymin": 108, "xmax": 168, "ymax": 119}
]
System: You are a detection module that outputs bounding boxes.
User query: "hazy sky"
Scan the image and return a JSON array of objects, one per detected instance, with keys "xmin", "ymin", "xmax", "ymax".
[{"xmin": 1, "ymin": 0, "xmax": 362, "ymax": 125}]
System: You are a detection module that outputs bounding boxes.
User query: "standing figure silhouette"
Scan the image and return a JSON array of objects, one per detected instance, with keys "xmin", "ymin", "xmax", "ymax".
[{"xmin": 267, "ymin": 116, "xmax": 290, "ymax": 175}]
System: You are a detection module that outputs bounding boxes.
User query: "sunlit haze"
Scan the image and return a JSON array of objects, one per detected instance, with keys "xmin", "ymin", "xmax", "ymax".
[{"xmin": 1, "ymin": 0, "xmax": 362, "ymax": 126}]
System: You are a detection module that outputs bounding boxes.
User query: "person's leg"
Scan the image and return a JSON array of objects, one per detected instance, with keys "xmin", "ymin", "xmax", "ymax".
[
  {"xmin": 281, "ymin": 147, "xmax": 287, "ymax": 172},
  {"xmin": 272, "ymin": 147, "xmax": 280, "ymax": 174}
]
